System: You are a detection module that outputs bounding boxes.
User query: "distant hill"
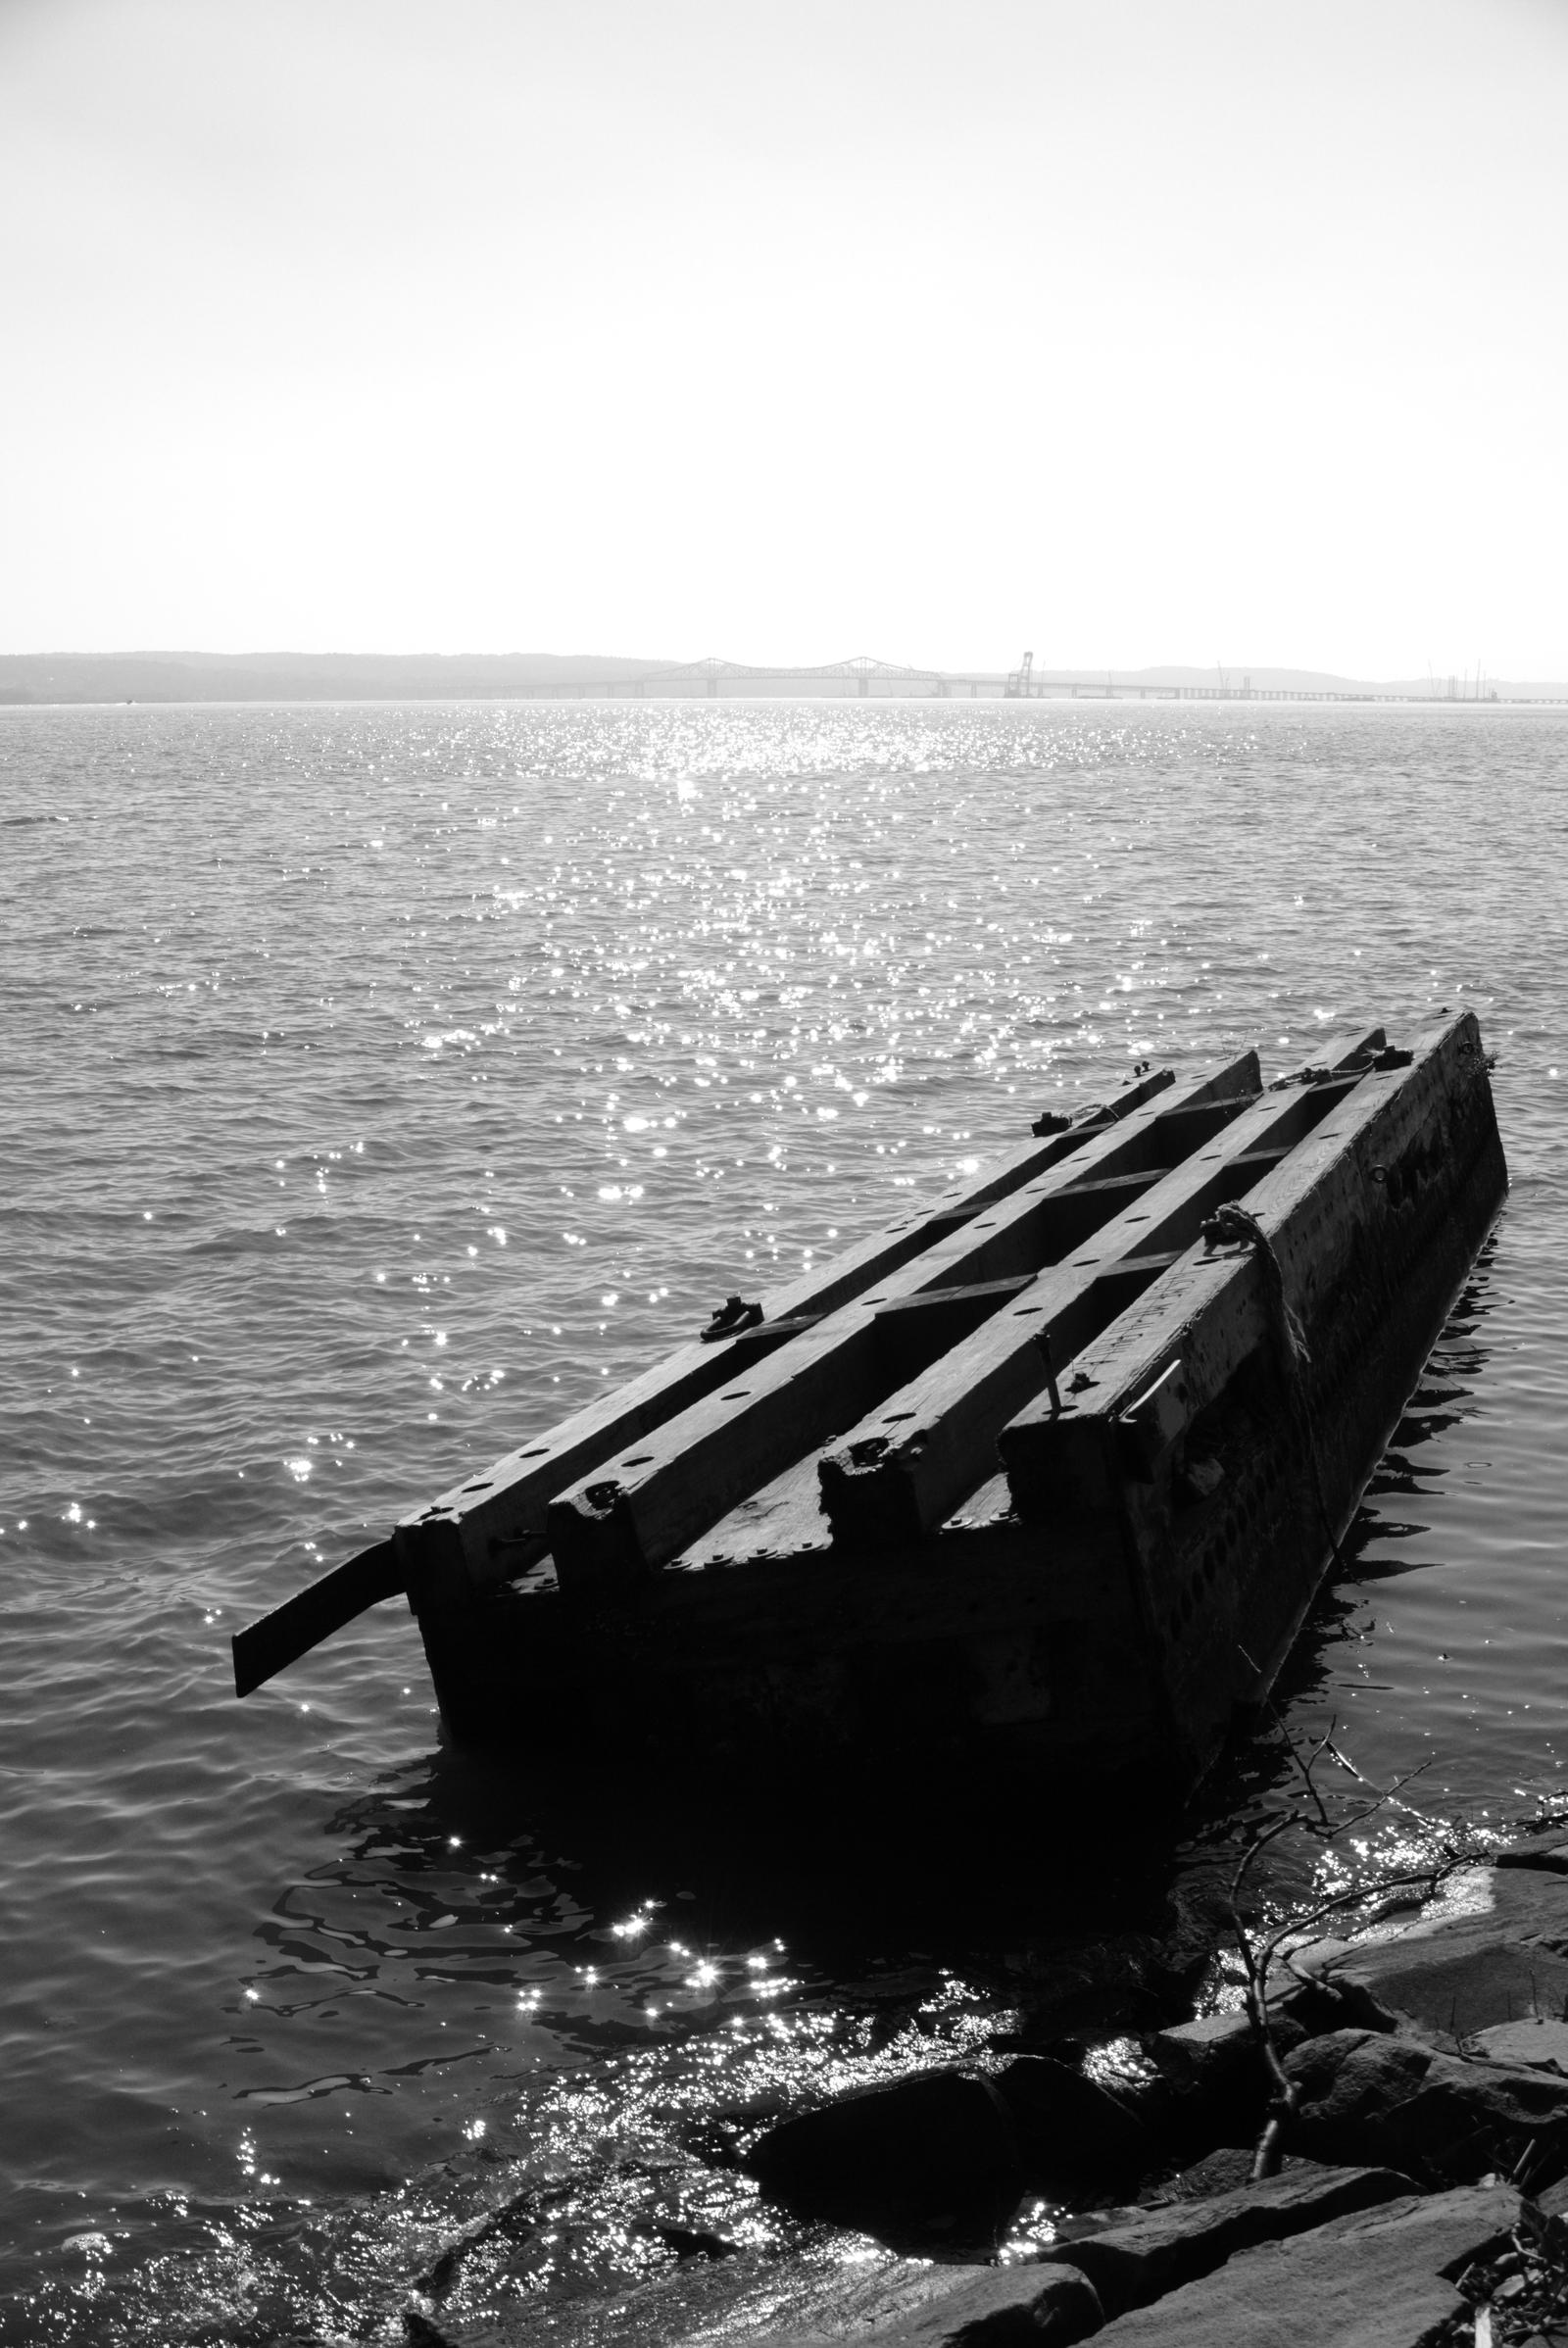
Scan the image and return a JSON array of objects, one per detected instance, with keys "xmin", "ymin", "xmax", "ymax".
[
  {"xmin": 0, "ymin": 651, "xmax": 1562, "ymax": 705},
  {"xmin": 0, "ymin": 650, "xmax": 674, "ymax": 705}
]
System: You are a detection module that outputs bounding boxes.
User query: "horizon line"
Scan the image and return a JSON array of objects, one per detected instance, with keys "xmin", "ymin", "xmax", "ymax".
[{"xmin": 2, "ymin": 648, "xmax": 1565, "ymax": 689}]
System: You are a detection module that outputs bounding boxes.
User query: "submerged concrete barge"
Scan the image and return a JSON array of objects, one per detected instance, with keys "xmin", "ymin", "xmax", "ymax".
[{"xmin": 235, "ymin": 1011, "xmax": 1505, "ymax": 1799}]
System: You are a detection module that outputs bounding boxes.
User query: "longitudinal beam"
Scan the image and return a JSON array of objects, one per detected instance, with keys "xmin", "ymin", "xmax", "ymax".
[
  {"xmin": 390, "ymin": 1063, "xmax": 1174, "ymax": 1608},
  {"xmin": 544, "ymin": 1053, "xmax": 1261, "ymax": 1592},
  {"xmin": 752, "ymin": 1065, "xmax": 1178, "ymax": 1324},
  {"xmin": 230, "ymin": 1541, "xmax": 402, "ymax": 1699},
  {"xmin": 815, "ymin": 1028, "xmax": 1386, "ymax": 1548},
  {"xmin": 230, "ymin": 1066, "xmax": 1172, "ymax": 1692},
  {"xmin": 999, "ymin": 1010, "xmax": 1491, "ymax": 1521},
  {"xmin": 996, "ymin": 1010, "xmax": 1503, "ymax": 1758}
]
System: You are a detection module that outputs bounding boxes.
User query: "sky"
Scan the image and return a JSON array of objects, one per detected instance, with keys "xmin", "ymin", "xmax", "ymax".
[{"xmin": 2, "ymin": 0, "xmax": 1566, "ymax": 676}]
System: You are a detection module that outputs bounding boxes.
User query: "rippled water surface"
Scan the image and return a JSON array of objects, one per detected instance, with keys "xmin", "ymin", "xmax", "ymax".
[{"xmin": 2, "ymin": 698, "xmax": 1565, "ymax": 2341}]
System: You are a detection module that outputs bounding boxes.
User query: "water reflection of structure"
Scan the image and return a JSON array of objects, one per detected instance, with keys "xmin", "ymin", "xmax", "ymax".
[{"xmin": 1231, "ymin": 1238, "xmax": 1505, "ymax": 1842}]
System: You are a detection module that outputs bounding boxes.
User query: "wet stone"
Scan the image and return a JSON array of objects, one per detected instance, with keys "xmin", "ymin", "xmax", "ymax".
[
  {"xmin": 1036, "ymin": 2158, "xmax": 1414, "ymax": 2317},
  {"xmin": 1313, "ymin": 1866, "xmax": 1568, "ymax": 2044},
  {"xmin": 1494, "ymin": 1833, "xmax": 1568, "ymax": 1875},
  {"xmin": 1145, "ymin": 2006, "xmax": 1304, "ymax": 2151},
  {"xmin": 745, "ymin": 2260, "xmax": 1103, "ymax": 2346},
  {"xmin": 435, "ymin": 2251, "xmax": 1075, "ymax": 2348},
  {"xmin": 1089, "ymin": 2181, "xmax": 1522, "ymax": 2347},
  {"xmin": 743, "ymin": 2070, "xmax": 1024, "ymax": 2246},
  {"xmin": 1147, "ymin": 2008, "xmax": 1256, "ymax": 2078},
  {"xmin": 1469, "ymin": 2017, "xmax": 1568, "ymax": 2072},
  {"xmin": 703, "ymin": 2257, "xmax": 1037, "ymax": 2345},
  {"xmin": 1154, "ymin": 2145, "xmax": 1261, "ymax": 2199},
  {"xmin": 993, "ymin": 2056, "xmax": 1151, "ymax": 2198},
  {"xmin": 1286, "ymin": 2028, "xmax": 1568, "ymax": 2184}
]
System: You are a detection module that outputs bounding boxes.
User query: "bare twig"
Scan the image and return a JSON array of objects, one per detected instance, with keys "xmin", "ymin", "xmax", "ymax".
[{"xmin": 1220, "ymin": 1704, "xmax": 1486, "ymax": 2180}]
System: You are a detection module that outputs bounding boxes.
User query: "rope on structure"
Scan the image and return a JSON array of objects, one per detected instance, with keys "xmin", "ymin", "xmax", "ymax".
[
  {"xmin": 1200, "ymin": 1202, "xmax": 1311, "ymax": 1376},
  {"xmin": 1200, "ymin": 1200, "xmax": 1348, "ymax": 1579}
]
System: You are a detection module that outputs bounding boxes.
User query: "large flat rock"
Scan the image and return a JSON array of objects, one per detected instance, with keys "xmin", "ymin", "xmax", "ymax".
[
  {"xmin": 1470, "ymin": 2016, "xmax": 1568, "ymax": 2071},
  {"xmin": 443, "ymin": 2250, "xmax": 1102, "ymax": 2348},
  {"xmin": 1494, "ymin": 1833, "xmax": 1568, "ymax": 1875},
  {"xmin": 1037, "ymin": 2160, "xmax": 1412, "ymax": 2316},
  {"xmin": 1309, "ymin": 1866, "xmax": 1568, "ymax": 2042},
  {"xmin": 1090, "ymin": 2180, "xmax": 1520, "ymax": 2347},
  {"xmin": 743, "ymin": 2261, "xmax": 1103, "ymax": 2345},
  {"xmin": 1286, "ymin": 2028, "xmax": 1568, "ymax": 2182}
]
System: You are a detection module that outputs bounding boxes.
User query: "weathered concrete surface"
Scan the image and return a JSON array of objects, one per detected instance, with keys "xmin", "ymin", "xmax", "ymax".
[
  {"xmin": 1036, "ymin": 2159, "xmax": 1413, "ymax": 2316},
  {"xmin": 1088, "ymin": 2181, "xmax": 1520, "ymax": 2347},
  {"xmin": 1302, "ymin": 1865, "xmax": 1568, "ymax": 2043},
  {"xmin": 1286, "ymin": 2028, "xmax": 1568, "ymax": 2182},
  {"xmin": 388, "ymin": 1067, "xmax": 1179, "ymax": 1607},
  {"xmin": 997, "ymin": 1009, "xmax": 1504, "ymax": 1791},
  {"xmin": 743, "ymin": 2071, "xmax": 1023, "ymax": 2244}
]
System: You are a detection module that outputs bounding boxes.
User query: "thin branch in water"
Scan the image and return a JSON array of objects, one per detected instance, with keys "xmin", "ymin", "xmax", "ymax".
[{"xmin": 1218, "ymin": 1712, "xmax": 1485, "ymax": 2182}]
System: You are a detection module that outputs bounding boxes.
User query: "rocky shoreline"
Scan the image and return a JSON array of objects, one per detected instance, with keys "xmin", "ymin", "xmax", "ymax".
[{"xmin": 413, "ymin": 1829, "xmax": 1568, "ymax": 2347}]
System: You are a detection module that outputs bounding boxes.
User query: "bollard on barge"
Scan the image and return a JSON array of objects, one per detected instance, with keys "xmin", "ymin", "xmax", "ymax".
[{"xmin": 234, "ymin": 1009, "xmax": 1506, "ymax": 1803}]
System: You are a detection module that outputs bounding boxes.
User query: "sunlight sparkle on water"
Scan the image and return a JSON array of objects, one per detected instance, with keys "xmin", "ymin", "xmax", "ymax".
[{"xmin": 1, "ymin": 696, "xmax": 1563, "ymax": 2345}]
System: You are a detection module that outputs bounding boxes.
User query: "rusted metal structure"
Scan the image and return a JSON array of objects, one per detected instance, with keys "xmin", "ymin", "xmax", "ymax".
[{"xmin": 235, "ymin": 1013, "xmax": 1505, "ymax": 1801}]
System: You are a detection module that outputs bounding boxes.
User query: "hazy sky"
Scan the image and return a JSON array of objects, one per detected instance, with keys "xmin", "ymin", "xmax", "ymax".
[{"xmin": 3, "ymin": 0, "xmax": 1566, "ymax": 673}]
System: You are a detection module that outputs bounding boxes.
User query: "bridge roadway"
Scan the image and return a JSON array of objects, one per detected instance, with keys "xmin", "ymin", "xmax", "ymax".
[{"xmin": 515, "ymin": 657, "xmax": 1560, "ymax": 706}]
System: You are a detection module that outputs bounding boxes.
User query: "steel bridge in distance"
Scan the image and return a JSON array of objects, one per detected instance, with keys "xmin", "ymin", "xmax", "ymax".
[{"xmin": 517, "ymin": 654, "xmax": 1544, "ymax": 705}]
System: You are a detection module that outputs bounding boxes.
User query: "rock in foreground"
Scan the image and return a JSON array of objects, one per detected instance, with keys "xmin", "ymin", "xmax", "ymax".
[
  {"xmin": 752, "ymin": 2260, "xmax": 1103, "ymax": 2347},
  {"xmin": 1037, "ymin": 2159, "xmax": 1413, "ymax": 2317},
  {"xmin": 1090, "ymin": 2180, "xmax": 1520, "ymax": 2347},
  {"xmin": 1300, "ymin": 1863, "xmax": 1568, "ymax": 2043},
  {"xmin": 743, "ymin": 2070, "xmax": 1023, "ymax": 2245},
  {"xmin": 1286, "ymin": 2027, "xmax": 1568, "ymax": 2183},
  {"xmin": 992, "ymin": 2057, "xmax": 1152, "ymax": 2198}
]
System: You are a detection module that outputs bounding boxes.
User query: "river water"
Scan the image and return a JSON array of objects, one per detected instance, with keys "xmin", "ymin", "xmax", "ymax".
[{"xmin": 1, "ymin": 698, "xmax": 1564, "ymax": 2343}]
